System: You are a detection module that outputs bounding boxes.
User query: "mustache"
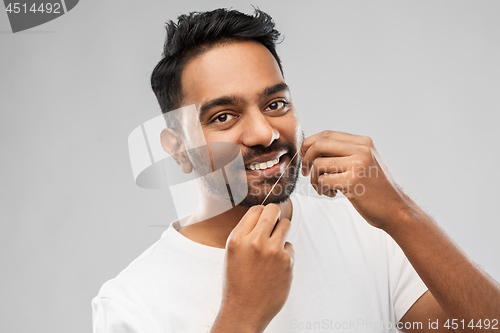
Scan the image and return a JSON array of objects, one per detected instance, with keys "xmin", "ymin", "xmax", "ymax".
[{"xmin": 242, "ymin": 140, "xmax": 297, "ymax": 164}]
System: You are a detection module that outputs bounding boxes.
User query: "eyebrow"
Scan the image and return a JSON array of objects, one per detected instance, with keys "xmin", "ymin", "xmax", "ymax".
[
  {"xmin": 198, "ymin": 82, "xmax": 290, "ymax": 120},
  {"xmin": 199, "ymin": 95, "xmax": 243, "ymax": 120},
  {"xmin": 260, "ymin": 82, "xmax": 289, "ymax": 99}
]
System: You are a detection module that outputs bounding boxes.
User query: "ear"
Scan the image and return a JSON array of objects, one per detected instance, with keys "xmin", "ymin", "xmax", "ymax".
[{"xmin": 160, "ymin": 128, "xmax": 193, "ymax": 174}]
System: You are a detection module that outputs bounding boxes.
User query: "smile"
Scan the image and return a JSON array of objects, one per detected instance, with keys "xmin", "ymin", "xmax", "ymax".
[{"xmin": 246, "ymin": 157, "xmax": 280, "ymax": 170}]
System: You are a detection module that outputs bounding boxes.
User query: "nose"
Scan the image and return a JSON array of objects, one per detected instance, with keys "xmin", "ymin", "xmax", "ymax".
[{"xmin": 240, "ymin": 109, "xmax": 280, "ymax": 147}]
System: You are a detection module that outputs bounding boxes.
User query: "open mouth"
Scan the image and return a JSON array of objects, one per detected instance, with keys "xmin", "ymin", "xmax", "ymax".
[{"xmin": 245, "ymin": 156, "xmax": 281, "ymax": 171}]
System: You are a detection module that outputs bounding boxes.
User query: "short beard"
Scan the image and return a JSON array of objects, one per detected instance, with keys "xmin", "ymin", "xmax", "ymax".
[
  {"xmin": 238, "ymin": 156, "xmax": 302, "ymax": 207},
  {"xmin": 188, "ymin": 136, "xmax": 303, "ymax": 208}
]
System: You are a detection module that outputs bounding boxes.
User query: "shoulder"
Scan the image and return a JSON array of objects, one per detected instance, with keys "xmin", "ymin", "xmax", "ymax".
[
  {"xmin": 94, "ymin": 227, "xmax": 180, "ymax": 300},
  {"xmin": 94, "ymin": 222, "xmax": 225, "ymax": 302}
]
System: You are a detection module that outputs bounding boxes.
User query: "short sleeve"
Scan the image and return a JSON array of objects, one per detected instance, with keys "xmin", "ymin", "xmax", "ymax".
[
  {"xmin": 92, "ymin": 296, "xmax": 161, "ymax": 333},
  {"xmin": 386, "ymin": 235, "xmax": 429, "ymax": 322}
]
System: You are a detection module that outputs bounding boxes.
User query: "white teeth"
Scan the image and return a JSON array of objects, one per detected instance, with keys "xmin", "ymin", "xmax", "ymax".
[{"xmin": 246, "ymin": 157, "xmax": 280, "ymax": 170}]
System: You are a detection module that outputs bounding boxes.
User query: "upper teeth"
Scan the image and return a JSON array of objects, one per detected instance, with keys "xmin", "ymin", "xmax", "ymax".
[{"xmin": 247, "ymin": 158, "xmax": 280, "ymax": 170}]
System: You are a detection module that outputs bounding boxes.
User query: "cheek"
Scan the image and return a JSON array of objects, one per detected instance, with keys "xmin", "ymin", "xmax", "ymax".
[
  {"xmin": 202, "ymin": 128, "xmax": 241, "ymax": 146},
  {"xmin": 276, "ymin": 113, "xmax": 302, "ymax": 145}
]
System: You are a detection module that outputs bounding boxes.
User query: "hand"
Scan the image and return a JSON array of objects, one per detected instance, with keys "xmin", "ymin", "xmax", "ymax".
[
  {"xmin": 212, "ymin": 204, "xmax": 294, "ymax": 333},
  {"xmin": 300, "ymin": 130, "xmax": 412, "ymax": 230}
]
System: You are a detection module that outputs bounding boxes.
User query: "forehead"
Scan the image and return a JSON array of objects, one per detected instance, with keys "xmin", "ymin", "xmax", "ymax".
[{"xmin": 180, "ymin": 41, "xmax": 284, "ymax": 107}]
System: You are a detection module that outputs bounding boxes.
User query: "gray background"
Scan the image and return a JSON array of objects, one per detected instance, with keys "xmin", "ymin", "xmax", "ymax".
[{"xmin": 1, "ymin": 1, "xmax": 499, "ymax": 332}]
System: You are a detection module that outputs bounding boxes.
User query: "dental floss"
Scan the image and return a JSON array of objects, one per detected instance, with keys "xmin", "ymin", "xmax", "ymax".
[{"xmin": 261, "ymin": 149, "xmax": 300, "ymax": 205}]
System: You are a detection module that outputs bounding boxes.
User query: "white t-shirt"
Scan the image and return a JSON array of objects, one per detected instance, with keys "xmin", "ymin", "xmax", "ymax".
[{"xmin": 92, "ymin": 194, "xmax": 428, "ymax": 332}]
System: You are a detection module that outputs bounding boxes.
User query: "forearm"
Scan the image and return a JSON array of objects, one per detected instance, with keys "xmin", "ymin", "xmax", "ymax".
[
  {"xmin": 210, "ymin": 304, "xmax": 268, "ymax": 333},
  {"xmin": 386, "ymin": 202, "xmax": 500, "ymax": 326},
  {"xmin": 211, "ymin": 312, "xmax": 262, "ymax": 333}
]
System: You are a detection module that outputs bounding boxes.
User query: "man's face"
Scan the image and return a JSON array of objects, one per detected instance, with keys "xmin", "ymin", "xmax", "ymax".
[{"xmin": 180, "ymin": 41, "xmax": 303, "ymax": 206}]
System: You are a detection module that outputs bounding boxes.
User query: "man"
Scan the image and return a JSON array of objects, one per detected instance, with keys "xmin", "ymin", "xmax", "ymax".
[{"xmin": 92, "ymin": 8, "xmax": 500, "ymax": 332}]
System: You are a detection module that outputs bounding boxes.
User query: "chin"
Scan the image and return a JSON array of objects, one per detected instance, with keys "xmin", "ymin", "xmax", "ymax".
[
  {"xmin": 238, "ymin": 175, "xmax": 299, "ymax": 207},
  {"xmin": 237, "ymin": 192, "xmax": 290, "ymax": 207}
]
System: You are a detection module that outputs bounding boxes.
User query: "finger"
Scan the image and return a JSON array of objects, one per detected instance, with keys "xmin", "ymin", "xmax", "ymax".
[
  {"xmin": 323, "ymin": 189, "xmax": 337, "ymax": 198},
  {"xmin": 300, "ymin": 131, "xmax": 372, "ymax": 156},
  {"xmin": 317, "ymin": 173, "xmax": 361, "ymax": 196},
  {"xmin": 251, "ymin": 203, "xmax": 281, "ymax": 239},
  {"xmin": 284, "ymin": 241, "xmax": 295, "ymax": 267},
  {"xmin": 309, "ymin": 156, "xmax": 351, "ymax": 187},
  {"xmin": 301, "ymin": 139, "xmax": 364, "ymax": 177},
  {"xmin": 270, "ymin": 218, "xmax": 291, "ymax": 245},
  {"xmin": 231, "ymin": 205, "xmax": 265, "ymax": 236}
]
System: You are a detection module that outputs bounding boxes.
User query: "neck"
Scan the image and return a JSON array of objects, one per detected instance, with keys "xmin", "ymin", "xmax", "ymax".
[{"xmin": 177, "ymin": 198, "xmax": 293, "ymax": 249}]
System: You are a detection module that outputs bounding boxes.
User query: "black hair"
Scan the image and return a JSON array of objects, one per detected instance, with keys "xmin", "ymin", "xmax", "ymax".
[{"xmin": 150, "ymin": 8, "xmax": 283, "ymax": 114}]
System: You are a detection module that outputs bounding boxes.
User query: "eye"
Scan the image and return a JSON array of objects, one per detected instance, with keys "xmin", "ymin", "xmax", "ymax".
[
  {"xmin": 212, "ymin": 113, "xmax": 237, "ymax": 124},
  {"xmin": 265, "ymin": 100, "xmax": 290, "ymax": 114}
]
